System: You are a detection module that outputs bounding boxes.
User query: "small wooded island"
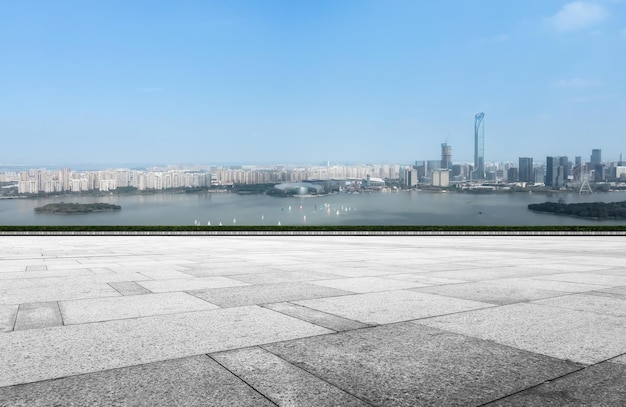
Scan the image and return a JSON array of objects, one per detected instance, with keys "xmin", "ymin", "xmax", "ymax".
[
  {"xmin": 34, "ymin": 202, "xmax": 122, "ymax": 214},
  {"xmin": 528, "ymin": 201, "xmax": 626, "ymax": 220}
]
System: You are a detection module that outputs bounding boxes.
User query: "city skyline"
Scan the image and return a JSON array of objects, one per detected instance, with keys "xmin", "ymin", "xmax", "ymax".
[
  {"xmin": 0, "ymin": 143, "xmax": 620, "ymax": 171},
  {"xmin": 1, "ymin": 1, "xmax": 625, "ymax": 166}
]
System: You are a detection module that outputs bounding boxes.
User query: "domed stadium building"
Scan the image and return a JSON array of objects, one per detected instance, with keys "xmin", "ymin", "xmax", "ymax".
[{"xmin": 272, "ymin": 182, "xmax": 325, "ymax": 196}]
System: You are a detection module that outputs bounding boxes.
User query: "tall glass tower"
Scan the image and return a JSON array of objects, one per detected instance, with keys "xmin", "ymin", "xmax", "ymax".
[
  {"xmin": 441, "ymin": 142, "xmax": 452, "ymax": 170},
  {"xmin": 473, "ymin": 112, "xmax": 485, "ymax": 179}
]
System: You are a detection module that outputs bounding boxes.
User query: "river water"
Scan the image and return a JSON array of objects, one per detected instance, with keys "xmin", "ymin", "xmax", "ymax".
[{"xmin": 1, "ymin": 190, "xmax": 626, "ymax": 226}]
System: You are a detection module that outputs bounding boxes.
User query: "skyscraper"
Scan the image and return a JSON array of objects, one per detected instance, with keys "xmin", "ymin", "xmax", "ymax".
[
  {"xmin": 591, "ymin": 149, "xmax": 602, "ymax": 164},
  {"xmin": 518, "ymin": 157, "xmax": 534, "ymax": 183},
  {"xmin": 546, "ymin": 156, "xmax": 558, "ymax": 188},
  {"xmin": 559, "ymin": 156, "xmax": 569, "ymax": 182},
  {"xmin": 473, "ymin": 113, "xmax": 485, "ymax": 180},
  {"xmin": 441, "ymin": 142, "xmax": 452, "ymax": 170},
  {"xmin": 546, "ymin": 156, "xmax": 568, "ymax": 189}
]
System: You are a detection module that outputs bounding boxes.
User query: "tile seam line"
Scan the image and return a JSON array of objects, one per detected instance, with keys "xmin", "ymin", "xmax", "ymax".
[
  {"xmin": 409, "ymin": 306, "xmax": 626, "ymax": 367},
  {"xmin": 0, "ymin": 326, "xmax": 340, "ymax": 389},
  {"xmin": 258, "ymin": 304, "xmax": 340, "ymax": 333},
  {"xmin": 55, "ymin": 301, "xmax": 64, "ymax": 327},
  {"xmin": 258, "ymin": 319, "xmax": 594, "ymax": 407},
  {"xmin": 206, "ymin": 354, "xmax": 280, "ymax": 407},
  {"xmin": 260, "ymin": 302, "xmax": 375, "ymax": 332},
  {"xmin": 283, "ymin": 301, "xmax": 375, "ymax": 327},
  {"xmin": 42, "ymin": 302, "xmax": 230, "ymax": 328},
  {"xmin": 254, "ymin": 346, "xmax": 377, "ymax": 407},
  {"xmin": 525, "ymin": 300, "xmax": 626, "ymax": 319},
  {"xmin": 475, "ymin": 352, "xmax": 626, "ymax": 407}
]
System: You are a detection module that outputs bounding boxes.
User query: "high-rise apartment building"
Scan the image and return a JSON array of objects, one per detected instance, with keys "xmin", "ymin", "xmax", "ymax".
[
  {"xmin": 473, "ymin": 113, "xmax": 485, "ymax": 179},
  {"xmin": 432, "ymin": 169, "xmax": 450, "ymax": 187},
  {"xmin": 518, "ymin": 157, "xmax": 534, "ymax": 183}
]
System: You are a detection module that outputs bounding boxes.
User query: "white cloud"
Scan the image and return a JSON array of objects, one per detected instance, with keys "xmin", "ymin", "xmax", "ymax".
[{"xmin": 549, "ymin": 2, "xmax": 609, "ymax": 31}]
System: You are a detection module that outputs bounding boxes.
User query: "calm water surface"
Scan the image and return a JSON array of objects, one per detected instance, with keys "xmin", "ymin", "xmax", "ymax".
[{"xmin": 2, "ymin": 191, "xmax": 626, "ymax": 226}]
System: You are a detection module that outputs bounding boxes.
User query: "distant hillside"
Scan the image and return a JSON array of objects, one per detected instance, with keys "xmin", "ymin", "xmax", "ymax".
[
  {"xmin": 34, "ymin": 202, "xmax": 121, "ymax": 214},
  {"xmin": 528, "ymin": 201, "xmax": 626, "ymax": 220}
]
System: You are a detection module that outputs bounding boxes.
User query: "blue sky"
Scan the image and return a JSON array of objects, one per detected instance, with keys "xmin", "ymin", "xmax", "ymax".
[{"xmin": 1, "ymin": 0, "xmax": 625, "ymax": 167}]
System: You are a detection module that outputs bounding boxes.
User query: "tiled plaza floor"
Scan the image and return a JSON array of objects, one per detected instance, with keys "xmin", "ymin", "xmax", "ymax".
[{"xmin": 1, "ymin": 235, "xmax": 625, "ymax": 406}]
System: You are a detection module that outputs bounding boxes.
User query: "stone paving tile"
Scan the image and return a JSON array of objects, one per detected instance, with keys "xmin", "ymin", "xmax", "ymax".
[
  {"xmin": 188, "ymin": 282, "xmax": 353, "ymax": 308},
  {"xmin": 310, "ymin": 276, "xmax": 430, "ymax": 293},
  {"xmin": 0, "ymin": 272, "xmax": 149, "ymax": 290},
  {"xmin": 294, "ymin": 290, "xmax": 494, "ymax": 325},
  {"xmin": 59, "ymin": 292, "xmax": 220, "ymax": 325},
  {"xmin": 482, "ymin": 277, "xmax": 611, "ymax": 294},
  {"xmin": 262, "ymin": 302, "xmax": 371, "ymax": 331},
  {"xmin": 0, "ymin": 265, "xmax": 30, "ymax": 273},
  {"xmin": 531, "ymin": 294, "xmax": 626, "ymax": 318},
  {"xmin": 76, "ymin": 257, "xmax": 124, "ymax": 264},
  {"xmin": 0, "ymin": 355, "xmax": 274, "ymax": 407},
  {"xmin": 212, "ymin": 347, "xmax": 369, "ymax": 406},
  {"xmin": 136, "ymin": 276, "xmax": 249, "ymax": 293},
  {"xmin": 0, "ymin": 305, "xmax": 18, "ymax": 332},
  {"xmin": 317, "ymin": 267, "xmax": 408, "ymax": 278},
  {"xmin": 591, "ymin": 285, "xmax": 626, "ymax": 299},
  {"xmin": 532, "ymin": 272, "xmax": 626, "ymax": 286},
  {"xmin": 385, "ymin": 274, "xmax": 468, "ymax": 285},
  {"xmin": 485, "ymin": 361, "xmax": 626, "ymax": 406},
  {"xmin": 423, "ymin": 266, "xmax": 569, "ymax": 282},
  {"xmin": 14, "ymin": 302, "xmax": 63, "ymax": 331},
  {"xmin": 0, "ymin": 305, "xmax": 331, "ymax": 387},
  {"xmin": 179, "ymin": 264, "xmax": 285, "ymax": 277},
  {"xmin": 263, "ymin": 322, "xmax": 581, "ymax": 407},
  {"xmin": 25, "ymin": 265, "xmax": 47, "ymax": 271},
  {"xmin": 412, "ymin": 282, "xmax": 567, "ymax": 305},
  {"xmin": 44, "ymin": 262, "xmax": 90, "ymax": 270},
  {"xmin": 525, "ymin": 263, "xmax": 617, "ymax": 272},
  {"xmin": 416, "ymin": 303, "xmax": 626, "ymax": 365},
  {"xmin": 0, "ymin": 268, "xmax": 95, "ymax": 280},
  {"xmin": 0, "ymin": 283, "xmax": 122, "ymax": 305},
  {"xmin": 227, "ymin": 270, "xmax": 340, "ymax": 285},
  {"xmin": 136, "ymin": 269, "xmax": 197, "ymax": 280},
  {"xmin": 366, "ymin": 261, "xmax": 488, "ymax": 273},
  {"xmin": 87, "ymin": 267, "xmax": 116, "ymax": 274},
  {"xmin": 589, "ymin": 268, "xmax": 626, "ymax": 277},
  {"xmin": 612, "ymin": 354, "xmax": 626, "ymax": 366},
  {"xmin": 108, "ymin": 281, "xmax": 153, "ymax": 296}
]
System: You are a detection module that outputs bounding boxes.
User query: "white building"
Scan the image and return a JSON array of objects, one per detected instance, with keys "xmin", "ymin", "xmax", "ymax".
[{"xmin": 432, "ymin": 169, "xmax": 450, "ymax": 187}]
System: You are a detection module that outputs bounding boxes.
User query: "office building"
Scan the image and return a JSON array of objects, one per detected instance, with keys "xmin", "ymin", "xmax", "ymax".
[
  {"xmin": 518, "ymin": 157, "xmax": 534, "ymax": 183},
  {"xmin": 507, "ymin": 167, "xmax": 518, "ymax": 183},
  {"xmin": 559, "ymin": 156, "xmax": 569, "ymax": 182},
  {"xmin": 591, "ymin": 149, "xmax": 602, "ymax": 164},
  {"xmin": 473, "ymin": 112, "xmax": 485, "ymax": 179},
  {"xmin": 441, "ymin": 142, "xmax": 452, "ymax": 170},
  {"xmin": 546, "ymin": 156, "xmax": 568, "ymax": 189}
]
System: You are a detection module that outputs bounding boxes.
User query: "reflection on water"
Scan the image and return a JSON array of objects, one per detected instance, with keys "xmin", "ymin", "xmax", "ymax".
[{"xmin": 1, "ymin": 191, "xmax": 626, "ymax": 226}]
